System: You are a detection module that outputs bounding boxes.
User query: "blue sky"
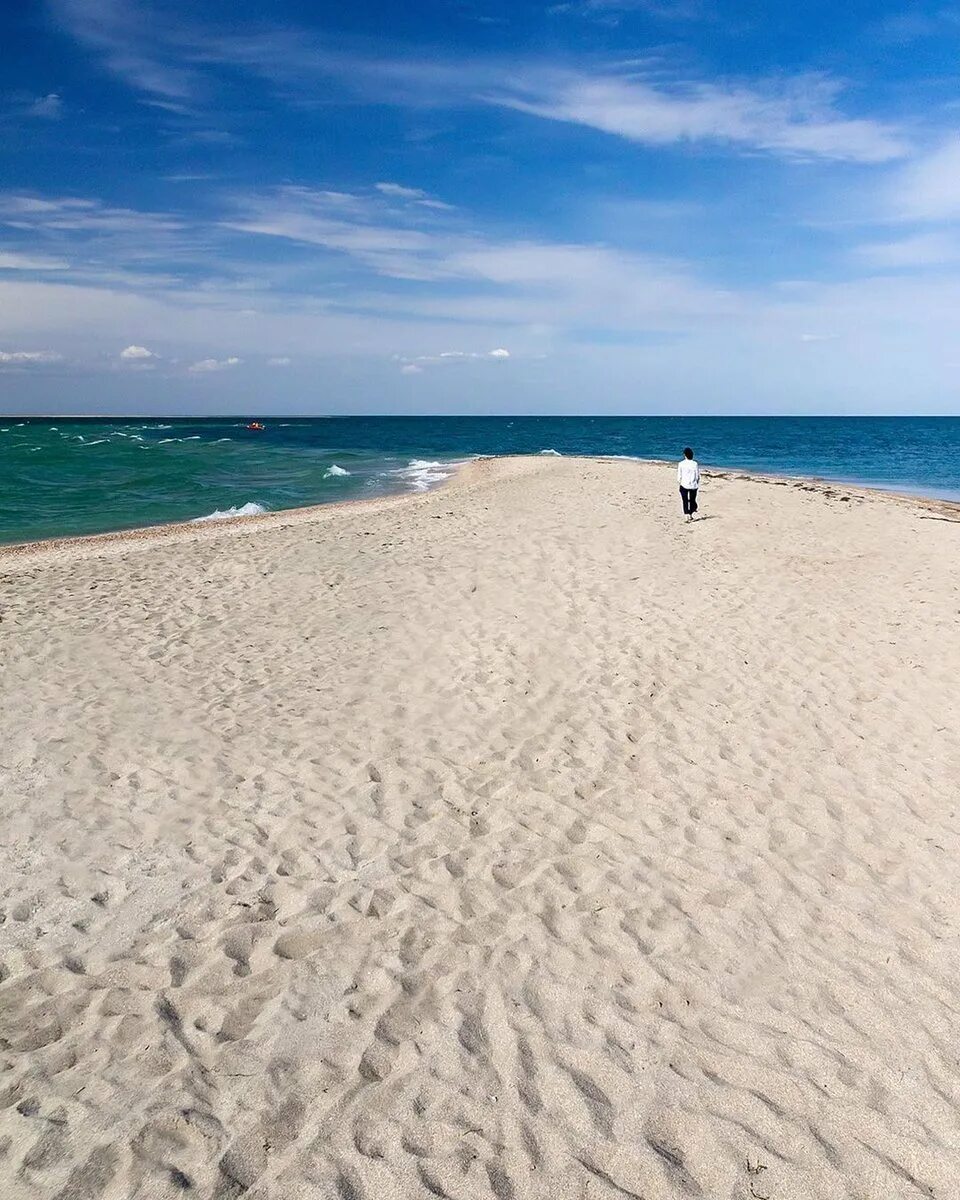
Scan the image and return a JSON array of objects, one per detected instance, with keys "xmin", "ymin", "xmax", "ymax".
[{"xmin": 3, "ymin": 0, "xmax": 960, "ymax": 413}]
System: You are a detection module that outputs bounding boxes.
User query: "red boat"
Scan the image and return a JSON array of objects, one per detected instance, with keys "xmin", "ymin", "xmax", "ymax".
[{"xmin": 247, "ymin": 421, "xmax": 265, "ymax": 431}]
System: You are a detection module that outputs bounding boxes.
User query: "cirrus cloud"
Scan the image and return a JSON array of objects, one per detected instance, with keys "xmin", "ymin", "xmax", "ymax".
[{"xmin": 493, "ymin": 73, "xmax": 909, "ymax": 164}]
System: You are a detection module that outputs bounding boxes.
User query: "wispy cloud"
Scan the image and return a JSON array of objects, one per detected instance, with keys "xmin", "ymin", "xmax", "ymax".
[
  {"xmin": 375, "ymin": 182, "xmax": 455, "ymax": 210},
  {"xmin": 550, "ymin": 0, "xmax": 709, "ymax": 23},
  {"xmin": 45, "ymin": 3, "xmax": 909, "ymax": 166},
  {"xmin": 493, "ymin": 72, "xmax": 909, "ymax": 163},
  {"xmin": 222, "ymin": 186, "xmax": 455, "ymax": 280},
  {"xmin": 236, "ymin": 45, "xmax": 912, "ymax": 163},
  {"xmin": 886, "ymin": 137, "xmax": 960, "ymax": 222},
  {"xmin": 27, "ymin": 93, "xmax": 64, "ymax": 119},
  {"xmin": 0, "ymin": 194, "xmax": 183, "ymax": 235},
  {"xmin": 0, "ymin": 250, "xmax": 69, "ymax": 270},
  {"xmin": 871, "ymin": 7, "xmax": 960, "ymax": 45},
  {"xmin": 852, "ymin": 232, "xmax": 960, "ymax": 269},
  {"xmin": 0, "ymin": 349, "xmax": 63, "ymax": 364},
  {"xmin": 48, "ymin": 0, "xmax": 200, "ymax": 101}
]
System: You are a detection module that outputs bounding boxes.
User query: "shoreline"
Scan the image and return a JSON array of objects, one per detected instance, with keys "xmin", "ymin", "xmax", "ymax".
[
  {"xmin": 3, "ymin": 452, "xmax": 959, "ymax": 1197},
  {"xmin": 2, "ymin": 452, "xmax": 958, "ymax": 560}
]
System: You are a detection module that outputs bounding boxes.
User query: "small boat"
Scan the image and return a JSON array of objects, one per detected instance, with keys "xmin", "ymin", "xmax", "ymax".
[{"xmin": 247, "ymin": 421, "xmax": 265, "ymax": 431}]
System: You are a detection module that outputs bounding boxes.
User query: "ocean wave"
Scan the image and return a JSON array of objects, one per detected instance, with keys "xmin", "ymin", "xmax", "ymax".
[
  {"xmin": 539, "ymin": 448, "xmax": 562, "ymax": 456},
  {"xmin": 78, "ymin": 438, "xmax": 109, "ymax": 447},
  {"xmin": 391, "ymin": 459, "xmax": 458, "ymax": 492},
  {"xmin": 324, "ymin": 464, "xmax": 350, "ymax": 478},
  {"xmin": 192, "ymin": 502, "xmax": 267, "ymax": 522}
]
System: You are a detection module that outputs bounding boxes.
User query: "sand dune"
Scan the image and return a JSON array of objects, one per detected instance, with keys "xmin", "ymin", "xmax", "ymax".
[{"xmin": 2, "ymin": 456, "xmax": 959, "ymax": 1199}]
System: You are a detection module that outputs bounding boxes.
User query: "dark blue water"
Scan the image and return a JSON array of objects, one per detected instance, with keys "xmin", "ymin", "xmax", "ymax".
[{"xmin": 1, "ymin": 416, "xmax": 957, "ymax": 544}]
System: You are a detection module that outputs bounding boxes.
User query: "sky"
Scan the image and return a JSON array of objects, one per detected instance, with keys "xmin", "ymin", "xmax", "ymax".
[{"xmin": 2, "ymin": 0, "xmax": 960, "ymax": 414}]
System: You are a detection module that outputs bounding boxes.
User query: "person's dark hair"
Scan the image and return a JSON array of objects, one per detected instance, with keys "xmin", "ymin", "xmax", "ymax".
[{"xmin": 683, "ymin": 447, "xmax": 694, "ymax": 459}]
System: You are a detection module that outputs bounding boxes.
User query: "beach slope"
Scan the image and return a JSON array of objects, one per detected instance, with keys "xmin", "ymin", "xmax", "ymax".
[{"xmin": 2, "ymin": 456, "xmax": 959, "ymax": 1199}]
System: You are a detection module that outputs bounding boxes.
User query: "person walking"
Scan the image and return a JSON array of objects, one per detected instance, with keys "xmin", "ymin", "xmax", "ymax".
[{"xmin": 678, "ymin": 447, "xmax": 700, "ymax": 521}]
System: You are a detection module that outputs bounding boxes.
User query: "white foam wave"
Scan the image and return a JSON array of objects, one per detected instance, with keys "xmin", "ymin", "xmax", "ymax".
[
  {"xmin": 539, "ymin": 448, "xmax": 562, "ymax": 456},
  {"xmin": 79, "ymin": 438, "xmax": 108, "ymax": 446},
  {"xmin": 192, "ymin": 502, "xmax": 267, "ymax": 523},
  {"xmin": 391, "ymin": 459, "xmax": 459, "ymax": 492},
  {"xmin": 324, "ymin": 464, "xmax": 350, "ymax": 478}
]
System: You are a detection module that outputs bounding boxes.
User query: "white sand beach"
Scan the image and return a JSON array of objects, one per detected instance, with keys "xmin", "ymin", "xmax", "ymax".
[{"xmin": 2, "ymin": 455, "xmax": 959, "ymax": 1200}]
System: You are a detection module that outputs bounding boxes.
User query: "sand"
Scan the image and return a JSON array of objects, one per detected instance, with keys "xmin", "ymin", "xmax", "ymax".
[{"xmin": 1, "ymin": 455, "xmax": 959, "ymax": 1200}]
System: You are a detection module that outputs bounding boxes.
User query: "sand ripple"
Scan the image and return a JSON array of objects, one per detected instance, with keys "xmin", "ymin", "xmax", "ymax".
[{"xmin": 1, "ymin": 457, "xmax": 959, "ymax": 1198}]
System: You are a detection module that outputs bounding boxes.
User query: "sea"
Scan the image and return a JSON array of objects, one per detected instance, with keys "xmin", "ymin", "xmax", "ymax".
[{"xmin": 1, "ymin": 415, "xmax": 958, "ymax": 545}]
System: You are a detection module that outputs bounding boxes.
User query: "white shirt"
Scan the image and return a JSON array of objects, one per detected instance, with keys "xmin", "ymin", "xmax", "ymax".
[{"xmin": 678, "ymin": 458, "xmax": 700, "ymax": 489}]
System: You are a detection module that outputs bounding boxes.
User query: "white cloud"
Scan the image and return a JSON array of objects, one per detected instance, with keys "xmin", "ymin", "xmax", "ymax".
[
  {"xmin": 119, "ymin": 343, "xmax": 156, "ymax": 358},
  {"xmin": 0, "ymin": 194, "xmax": 182, "ymax": 235},
  {"xmin": 493, "ymin": 73, "xmax": 909, "ymax": 163},
  {"xmin": 45, "ymin": 3, "xmax": 907, "ymax": 167},
  {"xmin": 887, "ymin": 138, "xmax": 960, "ymax": 222},
  {"xmin": 267, "ymin": 355, "xmax": 291, "ymax": 366},
  {"xmin": 0, "ymin": 251, "xmax": 69, "ymax": 270},
  {"xmin": 376, "ymin": 182, "xmax": 429, "ymax": 200},
  {"xmin": 27, "ymin": 93, "xmax": 64, "ymax": 119},
  {"xmin": 401, "ymin": 347, "xmax": 513, "ymax": 368},
  {"xmin": 222, "ymin": 186, "xmax": 451, "ymax": 280},
  {"xmin": 375, "ymin": 182, "xmax": 454, "ymax": 210},
  {"xmin": 0, "ymin": 349, "xmax": 62, "ymax": 364},
  {"xmin": 49, "ymin": 0, "xmax": 198, "ymax": 101},
  {"xmin": 8, "ymin": 262, "xmax": 960, "ymax": 413},
  {"xmin": 400, "ymin": 363, "xmax": 423, "ymax": 374},
  {"xmin": 188, "ymin": 356, "xmax": 242, "ymax": 372},
  {"xmin": 852, "ymin": 232, "xmax": 960, "ymax": 269}
]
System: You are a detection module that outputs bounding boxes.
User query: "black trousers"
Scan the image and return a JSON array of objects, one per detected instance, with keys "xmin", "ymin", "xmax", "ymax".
[{"xmin": 679, "ymin": 486, "xmax": 698, "ymax": 515}]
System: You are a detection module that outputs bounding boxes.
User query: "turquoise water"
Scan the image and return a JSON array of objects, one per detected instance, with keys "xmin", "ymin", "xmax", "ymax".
[{"xmin": 1, "ymin": 416, "xmax": 958, "ymax": 544}]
